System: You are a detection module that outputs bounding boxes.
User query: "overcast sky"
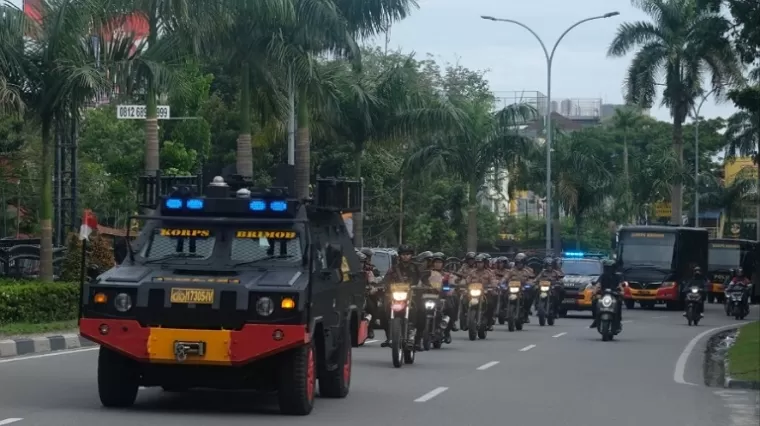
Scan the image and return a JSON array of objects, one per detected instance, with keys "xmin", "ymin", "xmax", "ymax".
[{"xmin": 8, "ymin": 0, "xmax": 740, "ymax": 122}]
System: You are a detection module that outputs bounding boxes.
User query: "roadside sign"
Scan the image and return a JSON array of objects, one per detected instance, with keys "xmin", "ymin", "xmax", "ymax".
[
  {"xmin": 116, "ymin": 105, "xmax": 170, "ymax": 119},
  {"xmin": 654, "ymin": 202, "xmax": 671, "ymax": 218}
]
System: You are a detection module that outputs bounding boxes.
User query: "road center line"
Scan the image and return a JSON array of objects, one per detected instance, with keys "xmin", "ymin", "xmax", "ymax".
[
  {"xmin": 674, "ymin": 322, "xmax": 750, "ymax": 386},
  {"xmin": 476, "ymin": 361, "xmax": 499, "ymax": 370},
  {"xmin": 364, "ymin": 339, "xmax": 378, "ymax": 344},
  {"xmin": 621, "ymin": 320, "xmax": 633, "ymax": 324},
  {"xmin": 414, "ymin": 387, "xmax": 448, "ymax": 402},
  {"xmin": 519, "ymin": 344, "xmax": 536, "ymax": 352},
  {"xmin": 552, "ymin": 332, "xmax": 567, "ymax": 338},
  {"xmin": 0, "ymin": 419, "xmax": 24, "ymax": 425},
  {"xmin": 652, "ymin": 316, "xmax": 666, "ymax": 319}
]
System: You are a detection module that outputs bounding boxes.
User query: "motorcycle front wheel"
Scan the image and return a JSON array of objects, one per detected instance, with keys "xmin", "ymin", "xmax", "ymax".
[
  {"xmin": 468, "ymin": 309, "xmax": 478, "ymax": 341},
  {"xmin": 390, "ymin": 317, "xmax": 403, "ymax": 368}
]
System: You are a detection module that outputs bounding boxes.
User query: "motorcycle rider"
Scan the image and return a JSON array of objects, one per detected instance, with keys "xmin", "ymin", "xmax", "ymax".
[
  {"xmin": 418, "ymin": 251, "xmax": 434, "ymax": 270},
  {"xmin": 466, "ymin": 254, "xmax": 496, "ymax": 329},
  {"xmin": 358, "ymin": 252, "xmax": 378, "ymax": 339},
  {"xmin": 536, "ymin": 257, "xmax": 564, "ymax": 308},
  {"xmin": 380, "ymin": 244, "xmax": 423, "ymax": 348},
  {"xmin": 493, "ymin": 256, "xmax": 509, "ymax": 280},
  {"xmin": 683, "ymin": 266, "xmax": 707, "ymax": 318},
  {"xmin": 503, "ymin": 253, "xmax": 536, "ymax": 322},
  {"xmin": 553, "ymin": 257, "xmax": 565, "ymax": 275},
  {"xmin": 589, "ymin": 259, "xmax": 623, "ymax": 331},
  {"xmin": 725, "ymin": 267, "xmax": 752, "ymax": 313}
]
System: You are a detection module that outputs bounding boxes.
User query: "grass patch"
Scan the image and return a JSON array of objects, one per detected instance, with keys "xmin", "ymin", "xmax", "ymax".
[
  {"xmin": 727, "ymin": 321, "xmax": 760, "ymax": 383},
  {"xmin": 0, "ymin": 320, "xmax": 78, "ymax": 339}
]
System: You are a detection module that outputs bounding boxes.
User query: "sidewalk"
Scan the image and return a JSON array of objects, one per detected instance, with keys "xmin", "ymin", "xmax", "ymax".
[{"xmin": 0, "ymin": 328, "xmax": 96, "ymax": 358}]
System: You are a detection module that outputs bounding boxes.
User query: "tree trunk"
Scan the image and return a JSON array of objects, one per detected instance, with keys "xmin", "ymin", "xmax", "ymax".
[
  {"xmin": 466, "ymin": 181, "xmax": 478, "ymax": 252},
  {"xmin": 39, "ymin": 120, "xmax": 54, "ymax": 281},
  {"xmin": 236, "ymin": 63, "xmax": 253, "ymax": 178},
  {"xmin": 353, "ymin": 144, "xmax": 364, "ymax": 247},
  {"xmin": 294, "ymin": 87, "xmax": 310, "ymax": 199},
  {"xmin": 756, "ymin": 161, "xmax": 759, "ymax": 240},
  {"xmin": 670, "ymin": 119, "xmax": 684, "ymax": 224}
]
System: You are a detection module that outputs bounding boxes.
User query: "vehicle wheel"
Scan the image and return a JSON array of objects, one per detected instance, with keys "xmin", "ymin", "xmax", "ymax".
[
  {"xmin": 686, "ymin": 306, "xmax": 694, "ymax": 326},
  {"xmin": 693, "ymin": 318, "xmax": 700, "ymax": 326},
  {"xmin": 459, "ymin": 306, "xmax": 468, "ymax": 331},
  {"xmin": 422, "ymin": 331, "xmax": 431, "ymax": 351},
  {"xmin": 319, "ymin": 323, "xmax": 351, "ymax": 398},
  {"xmin": 278, "ymin": 341, "xmax": 317, "ymax": 415},
  {"xmin": 391, "ymin": 318, "xmax": 403, "ymax": 368},
  {"xmin": 477, "ymin": 326, "xmax": 487, "ymax": 340},
  {"xmin": 600, "ymin": 320, "xmax": 611, "ymax": 342},
  {"xmin": 538, "ymin": 312, "xmax": 546, "ymax": 326},
  {"xmin": 468, "ymin": 310, "xmax": 478, "ymax": 341},
  {"xmin": 507, "ymin": 318, "xmax": 515, "ymax": 332},
  {"xmin": 498, "ymin": 315, "xmax": 506, "ymax": 325},
  {"xmin": 403, "ymin": 348, "xmax": 415, "ymax": 364},
  {"xmin": 515, "ymin": 320, "xmax": 523, "ymax": 331},
  {"xmin": 625, "ymin": 300, "xmax": 635, "ymax": 310},
  {"xmin": 547, "ymin": 316, "xmax": 555, "ymax": 326},
  {"xmin": 98, "ymin": 347, "xmax": 139, "ymax": 408},
  {"xmin": 433, "ymin": 340, "xmax": 442, "ymax": 349}
]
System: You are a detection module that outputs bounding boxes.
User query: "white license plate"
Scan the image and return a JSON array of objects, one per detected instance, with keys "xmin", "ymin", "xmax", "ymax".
[{"xmin": 563, "ymin": 298, "xmax": 576, "ymax": 303}]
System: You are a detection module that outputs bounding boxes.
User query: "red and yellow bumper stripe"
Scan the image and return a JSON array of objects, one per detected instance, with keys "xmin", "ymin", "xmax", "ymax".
[{"xmin": 80, "ymin": 319, "xmax": 309, "ymax": 366}]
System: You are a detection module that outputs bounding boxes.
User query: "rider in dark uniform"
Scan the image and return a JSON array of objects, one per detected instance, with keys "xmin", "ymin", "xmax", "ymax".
[
  {"xmin": 589, "ymin": 259, "xmax": 623, "ymax": 331},
  {"xmin": 380, "ymin": 244, "xmax": 422, "ymax": 347}
]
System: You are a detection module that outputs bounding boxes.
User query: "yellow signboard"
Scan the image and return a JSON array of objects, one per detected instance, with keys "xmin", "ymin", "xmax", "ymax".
[
  {"xmin": 160, "ymin": 229, "xmax": 210, "ymax": 238},
  {"xmin": 654, "ymin": 202, "xmax": 671, "ymax": 218},
  {"xmin": 235, "ymin": 230, "xmax": 296, "ymax": 239},
  {"xmin": 724, "ymin": 157, "xmax": 757, "ymax": 185}
]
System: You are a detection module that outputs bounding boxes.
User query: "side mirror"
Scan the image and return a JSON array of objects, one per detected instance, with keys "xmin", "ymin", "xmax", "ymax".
[{"xmin": 325, "ymin": 244, "xmax": 342, "ymax": 269}]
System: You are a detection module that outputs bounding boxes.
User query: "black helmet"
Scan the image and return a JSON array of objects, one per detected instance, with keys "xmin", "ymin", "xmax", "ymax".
[
  {"xmin": 544, "ymin": 256, "xmax": 553, "ymax": 266},
  {"xmin": 360, "ymin": 248, "xmax": 374, "ymax": 257},
  {"xmin": 417, "ymin": 251, "xmax": 434, "ymax": 262},
  {"xmin": 465, "ymin": 252, "xmax": 476, "ymax": 260},
  {"xmin": 474, "ymin": 253, "xmax": 487, "ymax": 262},
  {"xmin": 432, "ymin": 252, "xmax": 445, "ymax": 261},
  {"xmin": 398, "ymin": 244, "xmax": 414, "ymax": 255}
]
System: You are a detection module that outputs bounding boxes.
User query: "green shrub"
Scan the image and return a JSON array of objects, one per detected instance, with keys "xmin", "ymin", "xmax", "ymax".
[
  {"xmin": 60, "ymin": 231, "xmax": 115, "ymax": 282},
  {"xmin": 0, "ymin": 280, "xmax": 79, "ymax": 324}
]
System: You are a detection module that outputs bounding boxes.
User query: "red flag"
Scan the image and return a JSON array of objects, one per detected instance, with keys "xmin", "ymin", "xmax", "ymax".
[{"xmin": 79, "ymin": 209, "xmax": 98, "ymax": 240}]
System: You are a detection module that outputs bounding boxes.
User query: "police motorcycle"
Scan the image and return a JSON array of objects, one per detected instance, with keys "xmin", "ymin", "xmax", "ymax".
[
  {"xmin": 466, "ymin": 282, "xmax": 489, "ymax": 340},
  {"xmin": 597, "ymin": 289, "xmax": 622, "ymax": 341},
  {"xmin": 421, "ymin": 272, "xmax": 452, "ymax": 349},
  {"xmin": 684, "ymin": 285, "xmax": 702, "ymax": 326},
  {"xmin": 536, "ymin": 279, "xmax": 557, "ymax": 326},
  {"xmin": 389, "ymin": 281, "xmax": 417, "ymax": 368},
  {"xmin": 504, "ymin": 280, "xmax": 525, "ymax": 332},
  {"xmin": 496, "ymin": 280, "xmax": 508, "ymax": 325},
  {"xmin": 726, "ymin": 284, "xmax": 750, "ymax": 320},
  {"xmin": 521, "ymin": 281, "xmax": 536, "ymax": 324}
]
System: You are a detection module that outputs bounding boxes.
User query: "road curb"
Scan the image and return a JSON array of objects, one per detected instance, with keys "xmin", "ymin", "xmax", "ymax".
[{"xmin": 0, "ymin": 334, "xmax": 96, "ymax": 358}]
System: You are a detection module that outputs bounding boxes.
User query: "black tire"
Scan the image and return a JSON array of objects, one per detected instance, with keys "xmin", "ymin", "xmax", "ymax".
[
  {"xmin": 515, "ymin": 319, "xmax": 523, "ymax": 331},
  {"xmin": 278, "ymin": 341, "xmax": 317, "ymax": 415},
  {"xmin": 693, "ymin": 318, "xmax": 700, "ymax": 326},
  {"xmin": 600, "ymin": 320, "xmax": 611, "ymax": 342},
  {"xmin": 625, "ymin": 300, "xmax": 635, "ymax": 309},
  {"xmin": 468, "ymin": 309, "xmax": 478, "ymax": 341},
  {"xmin": 460, "ymin": 306, "xmax": 468, "ymax": 331},
  {"xmin": 498, "ymin": 314, "xmax": 506, "ymax": 325},
  {"xmin": 538, "ymin": 312, "xmax": 546, "ymax": 326},
  {"xmin": 422, "ymin": 320, "xmax": 432, "ymax": 351},
  {"xmin": 403, "ymin": 347, "xmax": 415, "ymax": 364},
  {"xmin": 319, "ymin": 323, "xmax": 351, "ymax": 398},
  {"xmin": 433, "ymin": 340, "xmax": 442, "ymax": 349},
  {"xmin": 547, "ymin": 316, "xmax": 555, "ymax": 326},
  {"xmin": 98, "ymin": 347, "xmax": 139, "ymax": 408},
  {"xmin": 390, "ymin": 318, "xmax": 403, "ymax": 368}
]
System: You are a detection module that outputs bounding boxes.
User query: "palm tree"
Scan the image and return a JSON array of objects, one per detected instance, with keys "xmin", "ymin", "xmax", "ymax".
[
  {"xmin": 700, "ymin": 172, "xmax": 754, "ymax": 236},
  {"xmin": 607, "ymin": 0, "xmax": 742, "ymax": 225},
  {"xmin": 1, "ymin": 0, "xmax": 144, "ymax": 280},
  {"xmin": 0, "ymin": 3, "xmax": 27, "ymax": 115},
  {"xmin": 404, "ymin": 99, "xmax": 535, "ymax": 251},
  {"xmin": 610, "ymin": 106, "xmax": 644, "ymax": 203}
]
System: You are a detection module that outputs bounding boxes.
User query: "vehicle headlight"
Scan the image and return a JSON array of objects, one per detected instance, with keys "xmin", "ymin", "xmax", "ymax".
[
  {"xmin": 540, "ymin": 285, "xmax": 550, "ymax": 292},
  {"xmin": 690, "ymin": 287, "xmax": 699, "ymax": 294},
  {"xmin": 601, "ymin": 295, "xmax": 613, "ymax": 307},
  {"xmin": 114, "ymin": 293, "xmax": 133, "ymax": 312},
  {"xmin": 470, "ymin": 289, "xmax": 482, "ymax": 297},
  {"xmin": 424, "ymin": 301, "xmax": 436, "ymax": 309},
  {"xmin": 509, "ymin": 287, "xmax": 519, "ymax": 294},
  {"xmin": 256, "ymin": 297, "xmax": 274, "ymax": 316},
  {"xmin": 392, "ymin": 291, "xmax": 408, "ymax": 301}
]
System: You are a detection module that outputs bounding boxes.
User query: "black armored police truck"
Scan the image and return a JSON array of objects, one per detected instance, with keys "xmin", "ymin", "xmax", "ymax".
[{"xmin": 79, "ymin": 173, "xmax": 369, "ymax": 415}]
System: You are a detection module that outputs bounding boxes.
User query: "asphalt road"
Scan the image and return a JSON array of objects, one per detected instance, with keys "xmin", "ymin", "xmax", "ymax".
[{"xmin": 1, "ymin": 304, "xmax": 757, "ymax": 426}]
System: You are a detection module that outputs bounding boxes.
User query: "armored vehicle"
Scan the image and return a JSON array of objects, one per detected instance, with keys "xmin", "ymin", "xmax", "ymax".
[{"xmin": 79, "ymin": 173, "xmax": 369, "ymax": 415}]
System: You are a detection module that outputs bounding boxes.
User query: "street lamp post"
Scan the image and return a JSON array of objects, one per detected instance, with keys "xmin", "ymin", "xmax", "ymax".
[
  {"xmin": 691, "ymin": 87, "xmax": 720, "ymax": 228},
  {"xmin": 481, "ymin": 12, "xmax": 619, "ymax": 254}
]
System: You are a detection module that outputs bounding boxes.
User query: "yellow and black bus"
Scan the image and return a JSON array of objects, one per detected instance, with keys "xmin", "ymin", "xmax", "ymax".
[
  {"xmin": 707, "ymin": 239, "xmax": 758, "ymax": 303},
  {"xmin": 617, "ymin": 226, "xmax": 708, "ymax": 310}
]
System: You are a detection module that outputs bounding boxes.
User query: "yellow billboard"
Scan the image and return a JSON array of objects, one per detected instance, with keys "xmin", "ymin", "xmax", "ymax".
[{"xmin": 724, "ymin": 157, "xmax": 757, "ymax": 185}]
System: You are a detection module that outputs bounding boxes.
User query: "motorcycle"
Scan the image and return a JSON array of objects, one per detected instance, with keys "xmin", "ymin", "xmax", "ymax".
[
  {"xmin": 505, "ymin": 280, "xmax": 525, "ymax": 332},
  {"xmin": 389, "ymin": 282, "xmax": 416, "ymax": 368},
  {"xmin": 684, "ymin": 286, "xmax": 702, "ymax": 326},
  {"xmin": 597, "ymin": 289, "xmax": 621, "ymax": 341},
  {"xmin": 466, "ymin": 282, "xmax": 489, "ymax": 340},
  {"xmin": 536, "ymin": 280, "xmax": 557, "ymax": 326},
  {"xmin": 421, "ymin": 288, "xmax": 451, "ymax": 350},
  {"xmin": 497, "ymin": 282, "xmax": 508, "ymax": 325},
  {"xmin": 726, "ymin": 287, "xmax": 749, "ymax": 320},
  {"xmin": 522, "ymin": 282, "xmax": 536, "ymax": 323}
]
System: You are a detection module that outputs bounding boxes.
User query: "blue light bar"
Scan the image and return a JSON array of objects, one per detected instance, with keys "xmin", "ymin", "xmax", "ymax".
[
  {"xmin": 564, "ymin": 251, "xmax": 585, "ymax": 258},
  {"xmin": 270, "ymin": 200, "xmax": 287, "ymax": 212},
  {"xmin": 249, "ymin": 199, "xmax": 266, "ymax": 211},
  {"xmin": 186, "ymin": 199, "xmax": 204, "ymax": 210},
  {"xmin": 165, "ymin": 198, "xmax": 182, "ymax": 209}
]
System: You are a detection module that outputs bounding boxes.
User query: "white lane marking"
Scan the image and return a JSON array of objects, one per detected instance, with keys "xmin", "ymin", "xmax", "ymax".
[
  {"xmin": 364, "ymin": 339, "xmax": 378, "ymax": 344},
  {"xmin": 674, "ymin": 322, "xmax": 750, "ymax": 386},
  {"xmin": 621, "ymin": 320, "xmax": 633, "ymax": 324},
  {"xmin": 552, "ymin": 332, "xmax": 567, "ymax": 338},
  {"xmin": 652, "ymin": 316, "xmax": 666, "ymax": 319},
  {"xmin": 414, "ymin": 387, "xmax": 448, "ymax": 402},
  {"xmin": 0, "ymin": 346, "xmax": 98, "ymax": 364},
  {"xmin": 519, "ymin": 344, "xmax": 536, "ymax": 352},
  {"xmin": 476, "ymin": 361, "xmax": 499, "ymax": 371},
  {"xmin": 0, "ymin": 419, "xmax": 24, "ymax": 425}
]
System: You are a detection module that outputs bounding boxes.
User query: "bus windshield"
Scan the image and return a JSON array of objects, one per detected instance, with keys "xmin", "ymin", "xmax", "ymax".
[
  {"xmin": 619, "ymin": 231, "xmax": 675, "ymax": 269},
  {"xmin": 709, "ymin": 243, "xmax": 741, "ymax": 269}
]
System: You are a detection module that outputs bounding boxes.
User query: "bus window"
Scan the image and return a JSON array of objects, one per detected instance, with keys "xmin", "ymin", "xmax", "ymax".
[{"xmin": 619, "ymin": 232, "xmax": 675, "ymax": 268}]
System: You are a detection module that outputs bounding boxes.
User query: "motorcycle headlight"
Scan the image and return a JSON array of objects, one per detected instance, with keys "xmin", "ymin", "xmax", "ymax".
[
  {"xmin": 540, "ymin": 285, "xmax": 550, "ymax": 292},
  {"xmin": 470, "ymin": 289, "xmax": 482, "ymax": 297},
  {"xmin": 392, "ymin": 291, "xmax": 408, "ymax": 301},
  {"xmin": 690, "ymin": 288, "xmax": 699, "ymax": 294},
  {"xmin": 601, "ymin": 295, "xmax": 613, "ymax": 307},
  {"xmin": 424, "ymin": 301, "xmax": 436, "ymax": 309},
  {"xmin": 509, "ymin": 287, "xmax": 520, "ymax": 294}
]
